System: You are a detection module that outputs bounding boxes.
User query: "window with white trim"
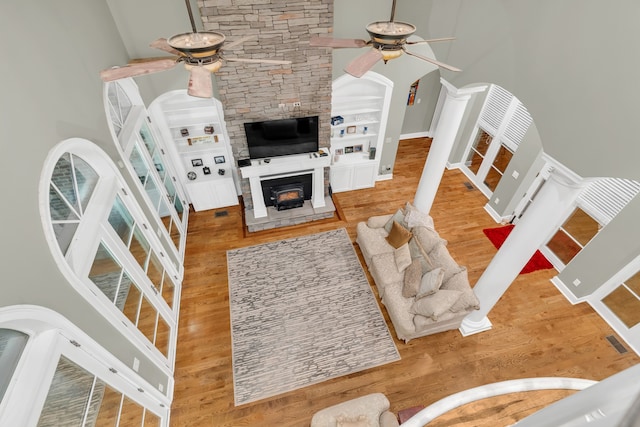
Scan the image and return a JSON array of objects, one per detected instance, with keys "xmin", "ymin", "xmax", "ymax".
[
  {"xmin": 105, "ymin": 81, "xmax": 188, "ymax": 265},
  {"xmin": 42, "ymin": 139, "xmax": 180, "ymax": 368}
]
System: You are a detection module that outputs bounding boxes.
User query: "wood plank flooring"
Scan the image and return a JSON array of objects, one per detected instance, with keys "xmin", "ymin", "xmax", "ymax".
[{"xmin": 172, "ymin": 138, "xmax": 639, "ymax": 426}]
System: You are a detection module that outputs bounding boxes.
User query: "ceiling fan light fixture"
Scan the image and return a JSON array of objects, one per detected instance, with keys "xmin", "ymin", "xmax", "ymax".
[
  {"xmin": 168, "ymin": 31, "xmax": 226, "ymax": 57},
  {"xmin": 380, "ymin": 49, "xmax": 404, "ymax": 62},
  {"xmin": 183, "ymin": 60, "xmax": 222, "ymax": 73}
]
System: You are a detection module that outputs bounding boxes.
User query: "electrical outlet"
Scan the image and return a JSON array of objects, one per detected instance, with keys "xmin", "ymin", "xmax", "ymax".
[
  {"xmin": 494, "ymin": 197, "xmax": 500, "ymax": 204},
  {"xmin": 293, "ymin": 101, "xmax": 301, "ymax": 107}
]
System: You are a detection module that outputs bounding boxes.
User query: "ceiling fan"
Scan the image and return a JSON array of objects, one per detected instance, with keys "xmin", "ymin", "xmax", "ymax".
[
  {"xmin": 100, "ymin": 0, "xmax": 291, "ymax": 98},
  {"xmin": 310, "ymin": 0, "xmax": 460, "ymax": 78}
]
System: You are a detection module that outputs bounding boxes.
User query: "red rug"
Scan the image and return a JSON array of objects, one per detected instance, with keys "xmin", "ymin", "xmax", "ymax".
[{"xmin": 482, "ymin": 224, "xmax": 553, "ymax": 274}]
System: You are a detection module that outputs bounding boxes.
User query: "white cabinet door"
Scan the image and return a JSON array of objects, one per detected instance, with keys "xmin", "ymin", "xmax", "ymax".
[
  {"xmin": 352, "ymin": 163, "xmax": 377, "ymax": 189},
  {"xmin": 186, "ymin": 178, "xmax": 238, "ymax": 211},
  {"xmin": 330, "ymin": 166, "xmax": 353, "ymax": 193}
]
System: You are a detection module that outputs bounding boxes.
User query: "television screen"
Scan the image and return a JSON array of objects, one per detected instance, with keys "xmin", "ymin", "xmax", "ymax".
[{"xmin": 244, "ymin": 116, "xmax": 319, "ymax": 159}]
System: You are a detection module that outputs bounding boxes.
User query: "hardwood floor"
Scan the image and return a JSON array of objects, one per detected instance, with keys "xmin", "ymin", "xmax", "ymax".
[{"xmin": 172, "ymin": 138, "xmax": 639, "ymax": 426}]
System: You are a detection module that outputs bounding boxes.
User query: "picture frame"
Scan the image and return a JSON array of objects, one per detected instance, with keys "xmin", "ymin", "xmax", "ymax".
[
  {"xmin": 354, "ymin": 144, "xmax": 363, "ymax": 152},
  {"xmin": 204, "ymin": 125, "xmax": 214, "ymax": 134},
  {"xmin": 203, "ymin": 166, "xmax": 211, "ymax": 175},
  {"xmin": 191, "ymin": 158, "xmax": 203, "ymax": 167},
  {"xmin": 345, "ymin": 146, "xmax": 354, "ymax": 154},
  {"xmin": 346, "ymin": 125, "xmax": 356, "ymax": 134},
  {"xmin": 335, "ymin": 148, "xmax": 344, "ymax": 155},
  {"xmin": 214, "ymin": 155, "xmax": 226, "ymax": 164}
]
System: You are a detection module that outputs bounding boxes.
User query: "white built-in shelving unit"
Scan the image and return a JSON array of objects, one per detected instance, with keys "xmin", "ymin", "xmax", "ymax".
[
  {"xmin": 149, "ymin": 91, "xmax": 239, "ymax": 212},
  {"xmin": 330, "ymin": 72, "xmax": 393, "ymax": 192}
]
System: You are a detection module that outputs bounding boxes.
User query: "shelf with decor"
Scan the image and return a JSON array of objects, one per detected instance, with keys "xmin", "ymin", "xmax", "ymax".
[
  {"xmin": 329, "ymin": 72, "xmax": 393, "ymax": 193},
  {"xmin": 149, "ymin": 90, "xmax": 239, "ymax": 211}
]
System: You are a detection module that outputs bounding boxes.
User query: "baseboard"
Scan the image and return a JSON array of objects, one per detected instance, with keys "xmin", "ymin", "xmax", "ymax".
[
  {"xmin": 550, "ymin": 276, "xmax": 582, "ymax": 305},
  {"xmin": 400, "ymin": 131, "xmax": 432, "ymax": 140},
  {"xmin": 483, "ymin": 204, "xmax": 510, "ymax": 224},
  {"xmin": 377, "ymin": 173, "xmax": 393, "ymax": 181}
]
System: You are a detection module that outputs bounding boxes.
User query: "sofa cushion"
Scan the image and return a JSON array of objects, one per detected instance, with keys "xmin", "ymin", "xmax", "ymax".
[
  {"xmin": 410, "ymin": 289, "xmax": 462, "ymax": 321},
  {"xmin": 402, "ymin": 259, "xmax": 423, "ymax": 298},
  {"xmin": 382, "ymin": 282, "xmax": 417, "ymax": 335},
  {"xmin": 405, "ymin": 202, "xmax": 436, "ymax": 229},
  {"xmin": 370, "ymin": 253, "xmax": 404, "ymax": 298},
  {"xmin": 394, "ymin": 243, "xmax": 412, "ymax": 272},
  {"xmin": 386, "ymin": 221, "xmax": 412, "ymax": 249},
  {"xmin": 428, "ymin": 242, "xmax": 463, "ymax": 282},
  {"xmin": 442, "ymin": 268, "xmax": 480, "ymax": 312},
  {"xmin": 384, "ymin": 209, "xmax": 407, "ymax": 233},
  {"xmin": 416, "ymin": 267, "xmax": 445, "ymax": 299},
  {"xmin": 356, "ymin": 222, "xmax": 394, "ymax": 265}
]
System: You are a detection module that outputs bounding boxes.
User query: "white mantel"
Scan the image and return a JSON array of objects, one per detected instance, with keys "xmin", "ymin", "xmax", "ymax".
[{"xmin": 240, "ymin": 150, "xmax": 331, "ymax": 218}]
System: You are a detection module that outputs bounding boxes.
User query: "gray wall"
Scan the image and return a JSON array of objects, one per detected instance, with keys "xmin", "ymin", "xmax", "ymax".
[
  {"xmin": 0, "ymin": 0, "xmax": 169, "ymax": 391},
  {"xmin": 401, "ymin": 71, "xmax": 441, "ymax": 136}
]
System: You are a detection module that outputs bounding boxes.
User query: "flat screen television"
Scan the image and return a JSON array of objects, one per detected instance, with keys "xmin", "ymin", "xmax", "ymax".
[{"xmin": 244, "ymin": 116, "xmax": 319, "ymax": 159}]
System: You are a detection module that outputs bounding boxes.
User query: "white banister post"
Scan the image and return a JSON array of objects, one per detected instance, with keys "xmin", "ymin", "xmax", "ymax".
[
  {"xmin": 460, "ymin": 167, "xmax": 588, "ymax": 336},
  {"xmin": 413, "ymin": 79, "xmax": 487, "ymax": 213}
]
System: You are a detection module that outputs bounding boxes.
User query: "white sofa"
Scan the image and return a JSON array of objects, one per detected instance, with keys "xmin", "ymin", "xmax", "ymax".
[{"xmin": 356, "ymin": 203, "xmax": 479, "ymax": 343}]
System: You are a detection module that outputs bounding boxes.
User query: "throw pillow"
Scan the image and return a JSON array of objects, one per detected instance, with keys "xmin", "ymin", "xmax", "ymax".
[
  {"xmin": 402, "ymin": 258, "xmax": 423, "ymax": 298},
  {"xmin": 408, "ymin": 238, "xmax": 433, "ymax": 273},
  {"xmin": 336, "ymin": 414, "xmax": 371, "ymax": 427},
  {"xmin": 405, "ymin": 202, "xmax": 436, "ymax": 229},
  {"xmin": 394, "ymin": 243, "xmax": 412, "ymax": 272},
  {"xmin": 410, "ymin": 289, "xmax": 462, "ymax": 321},
  {"xmin": 413, "ymin": 226, "xmax": 443, "ymax": 254},
  {"xmin": 386, "ymin": 221, "xmax": 412, "ymax": 249},
  {"xmin": 415, "ymin": 267, "xmax": 445, "ymax": 299},
  {"xmin": 383, "ymin": 209, "xmax": 407, "ymax": 233},
  {"xmin": 428, "ymin": 243, "xmax": 463, "ymax": 282},
  {"xmin": 442, "ymin": 268, "xmax": 481, "ymax": 312}
]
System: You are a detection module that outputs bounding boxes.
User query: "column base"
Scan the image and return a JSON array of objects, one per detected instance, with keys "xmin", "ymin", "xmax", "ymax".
[{"xmin": 459, "ymin": 316, "xmax": 493, "ymax": 337}]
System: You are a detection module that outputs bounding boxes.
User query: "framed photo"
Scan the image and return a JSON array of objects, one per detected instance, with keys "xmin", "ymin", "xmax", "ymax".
[
  {"xmin": 346, "ymin": 125, "xmax": 356, "ymax": 134},
  {"xmin": 335, "ymin": 148, "xmax": 344, "ymax": 155},
  {"xmin": 214, "ymin": 155, "xmax": 226, "ymax": 164},
  {"xmin": 354, "ymin": 144, "xmax": 363, "ymax": 152},
  {"xmin": 203, "ymin": 166, "xmax": 211, "ymax": 175},
  {"xmin": 191, "ymin": 158, "xmax": 203, "ymax": 167},
  {"xmin": 345, "ymin": 146, "xmax": 354, "ymax": 154}
]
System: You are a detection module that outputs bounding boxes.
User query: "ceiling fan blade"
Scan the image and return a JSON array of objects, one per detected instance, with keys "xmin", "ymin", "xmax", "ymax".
[
  {"xmin": 100, "ymin": 58, "xmax": 178, "ymax": 82},
  {"xmin": 187, "ymin": 66, "xmax": 213, "ymax": 98},
  {"xmin": 224, "ymin": 35, "xmax": 255, "ymax": 50},
  {"xmin": 344, "ymin": 49, "xmax": 383, "ymax": 78},
  {"xmin": 402, "ymin": 47, "xmax": 461, "ymax": 72},
  {"xmin": 309, "ymin": 36, "xmax": 368, "ymax": 48},
  {"xmin": 406, "ymin": 37, "xmax": 456, "ymax": 45},
  {"xmin": 225, "ymin": 57, "xmax": 291, "ymax": 65},
  {"xmin": 150, "ymin": 38, "xmax": 184, "ymax": 56}
]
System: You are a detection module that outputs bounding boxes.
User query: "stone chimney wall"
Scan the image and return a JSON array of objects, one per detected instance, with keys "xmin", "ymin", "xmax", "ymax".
[{"xmin": 198, "ymin": 0, "xmax": 333, "ymax": 210}]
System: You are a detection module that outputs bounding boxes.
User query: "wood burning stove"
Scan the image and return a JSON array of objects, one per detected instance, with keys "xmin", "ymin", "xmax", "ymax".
[{"xmin": 270, "ymin": 183, "xmax": 304, "ymax": 211}]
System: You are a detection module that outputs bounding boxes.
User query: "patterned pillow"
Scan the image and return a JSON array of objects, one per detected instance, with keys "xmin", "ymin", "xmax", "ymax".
[
  {"xmin": 415, "ymin": 267, "xmax": 444, "ymax": 299},
  {"xmin": 405, "ymin": 202, "xmax": 435, "ymax": 229},
  {"xmin": 442, "ymin": 268, "xmax": 481, "ymax": 312},
  {"xmin": 394, "ymin": 243, "xmax": 412, "ymax": 272},
  {"xmin": 386, "ymin": 221, "xmax": 413, "ymax": 249},
  {"xmin": 336, "ymin": 414, "xmax": 371, "ymax": 427},
  {"xmin": 413, "ymin": 226, "xmax": 443, "ymax": 254},
  {"xmin": 410, "ymin": 289, "xmax": 462, "ymax": 321},
  {"xmin": 383, "ymin": 209, "xmax": 407, "ymax": 233},
  {"xmin": 402, "ymin": 258, "xmax": 423, "ymax": 298}
]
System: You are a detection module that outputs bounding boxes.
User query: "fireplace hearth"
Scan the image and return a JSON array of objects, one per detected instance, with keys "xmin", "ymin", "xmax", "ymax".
[{"xmin": 271, "ymin": 184, "xmax": 304, "ymax": 211}]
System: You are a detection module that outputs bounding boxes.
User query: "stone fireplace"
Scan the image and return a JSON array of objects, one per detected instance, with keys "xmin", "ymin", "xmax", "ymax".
[{"xmin": 198, "ymin": 0, "xmax": 334, "ymax": 231}]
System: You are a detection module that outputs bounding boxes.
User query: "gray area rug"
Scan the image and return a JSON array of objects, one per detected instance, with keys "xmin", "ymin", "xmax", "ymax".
[{"xmin": 227, "ymin": 228, "xmax": 400, "ymax": 406}]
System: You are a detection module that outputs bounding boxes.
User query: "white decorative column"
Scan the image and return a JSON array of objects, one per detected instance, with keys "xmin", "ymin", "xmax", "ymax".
[
  {"xmin": 414, "ymin": 79, "xmax": 487, "ymax": 213},
  {"xmin": 460, "ymin": 166, "xmax": 588, "ymax": 336}
]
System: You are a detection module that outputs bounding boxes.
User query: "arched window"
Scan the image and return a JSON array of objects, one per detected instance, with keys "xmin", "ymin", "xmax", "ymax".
[
  {"xmin": 104, "ymin": 80, "xmax": 188, "ymax": 265},
  {"xmin": 0, "ymin": 306, "xmax": 170, "ymax": 426},
  {"xmin": 41, "ymin": 138, "xmax": 179, "ymax": 369}
]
